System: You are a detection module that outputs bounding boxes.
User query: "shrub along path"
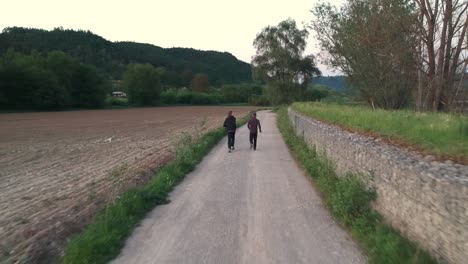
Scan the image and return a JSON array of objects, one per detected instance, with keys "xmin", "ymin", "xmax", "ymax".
[{"xmin": 111, "ymin": 111, "xmax": 365, "ymax": 264}]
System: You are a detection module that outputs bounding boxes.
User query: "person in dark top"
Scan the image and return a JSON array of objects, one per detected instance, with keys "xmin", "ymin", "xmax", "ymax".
[
  {"xmin": 223, "ymin": 111, "xmax": 237, "ymax": 153},
  {"xmin": 247, "ymin": 112, "xmax": 262, "ymax": 151}
]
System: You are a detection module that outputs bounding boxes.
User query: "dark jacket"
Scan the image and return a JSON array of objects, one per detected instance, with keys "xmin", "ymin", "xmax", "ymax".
[
  {"xmin": 223, "ymin": 116, "xmax": 236, "ymax": 132},
  {"xmin": 248, "ymin": 118, "xmax": 262, "ymax": 134}
]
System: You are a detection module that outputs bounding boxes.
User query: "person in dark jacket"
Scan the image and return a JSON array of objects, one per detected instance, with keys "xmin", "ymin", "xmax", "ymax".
[
  {"xmin": 247, "ymin": 112, "xmax": 262, "ymax": 151},
  {"xmin": 223, "ymin": 111, "xmax": 237, "ymax": 153}
]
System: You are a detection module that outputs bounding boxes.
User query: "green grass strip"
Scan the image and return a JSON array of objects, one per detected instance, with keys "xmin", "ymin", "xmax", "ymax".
[
  {"xmin": 62, "ymin": 113, "xmax": 252, "ymax": 264},
  {"xmin": 291, "ymin": 102, "xmax": 468, "ymax": 160},
  {"xmin": 277, "ymin": 108, "xmax": 436, "ymax": 264}
]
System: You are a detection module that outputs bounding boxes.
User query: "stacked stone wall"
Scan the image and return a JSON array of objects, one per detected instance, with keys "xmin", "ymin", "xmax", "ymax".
[{"xmin": 288, "ymin": 108, "xmax": 468, "ymax": 264}]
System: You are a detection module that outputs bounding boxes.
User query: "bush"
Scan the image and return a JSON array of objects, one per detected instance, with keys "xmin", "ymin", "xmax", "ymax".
[
  {"xmin": 160, "ymin": 88, "xmax": 178, "ymax": 104},
  {"xmin": 176, "ymin": 90, "xmax": 193, "ymax": 104},
  {"xmin": 221, "ymin": 84, "xmax": 263, "ymax": 104},
  {"xmin": 191, "ymin": 92, "xmax": 223, "ymax": 105},
  {"xmin": 161, "ymin": 89, "xmax": 224, "ymax": 105},
  {"xmin": 221, "ymin": 84, "xmax": 262, "ymax": 103},
  {"xmin": 106, "ymin": 96, "xmax": 128, "ymax": 107}
]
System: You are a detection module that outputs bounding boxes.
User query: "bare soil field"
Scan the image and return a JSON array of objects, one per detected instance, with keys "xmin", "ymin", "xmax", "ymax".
[{"xmin": 0, "ymin": 106, "xmax": 255, "ymax": 263}]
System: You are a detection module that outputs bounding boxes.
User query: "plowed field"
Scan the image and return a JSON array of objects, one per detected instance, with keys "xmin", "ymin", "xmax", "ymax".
[{"xmin": 0, "ymin": 106, "xmax": 254, "ymax": 263}]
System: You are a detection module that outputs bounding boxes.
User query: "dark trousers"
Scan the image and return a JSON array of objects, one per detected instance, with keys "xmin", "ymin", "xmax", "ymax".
[
  {"xmin": 227, "ymin": 131, "xmax": 235, "ymax": 149},
  {"xmin": 249, "ymin": 132, "xmax": 258, "ymax": 150}
]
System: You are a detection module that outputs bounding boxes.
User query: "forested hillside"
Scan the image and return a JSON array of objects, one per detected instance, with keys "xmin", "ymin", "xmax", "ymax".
[
  {"xmin": 312, "ymin": 76, "xmax": 347, "ymax": 92},
  {"xmin": 0, "ymin": 27, "xmax": 252, "ymax": 86}
]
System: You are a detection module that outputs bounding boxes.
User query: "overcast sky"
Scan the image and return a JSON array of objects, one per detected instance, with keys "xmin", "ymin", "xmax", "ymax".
[{"xmin": 1, "ymin": 0, "xmax": 344, "ymax": 75}]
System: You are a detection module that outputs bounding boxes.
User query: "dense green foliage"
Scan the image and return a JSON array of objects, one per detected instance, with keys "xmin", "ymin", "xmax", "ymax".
[
  {"xmin": 0, "ymin": 27, "xmax": 252, "ymax": 86},
  {"xmin": 292, "ymin": 102, "xmax": 468, "ymax": 159},
  {"xmin": 311, "ymin": 0, "xmax": 418, "ymax": 109},
  {"xmin": 62, "ymin": 113, "xmax": 253, "ymax": 264},
  {"xmin": 247, "ymin": 94, "xmax": 270, "ymax": 106},
  {"xmin": 160, "ymin": 89, "xmax": 223, "ymax": 105},
  {"xmin": 105, "ymin": 96, "xmax": 128, "ymax": 107},
  {"xmin": 277, "ymin": 108, "xmax": 436, "ymax": 264},
  {"xmin": 221, "ymin": 84, "xmax": 262, "ymax": 103},
  {"xmin": 159, "ymin": 84, "xmax": 268, "ymax": 106},
  {"xmin": 252, "ymin": 19, "xmax": 321, "ymax": 105},
  {"xmin": 304, "ymin": 86, "xmax": 331, "ymax": 102},
  {"xmin": 123, "ymin": 64, "xmax": 161, "ymax": 106},
  {"xmin": 0, "ymin": 49, "xmax": 108, "ymax": 110},
  {"xmin": 0, "ymin": 27, "xmax": 261, "ymax": 110}
]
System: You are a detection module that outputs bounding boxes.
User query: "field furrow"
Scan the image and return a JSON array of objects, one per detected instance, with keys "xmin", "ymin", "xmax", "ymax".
[{"xmin": 0, "ymin": 106, "xmax": 254, "ymax": 262}]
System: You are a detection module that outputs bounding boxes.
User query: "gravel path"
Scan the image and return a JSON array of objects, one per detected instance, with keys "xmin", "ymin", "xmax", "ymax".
[{"xmin": 111, "ymin": 111, "xmax": 366, "ymax": 264}]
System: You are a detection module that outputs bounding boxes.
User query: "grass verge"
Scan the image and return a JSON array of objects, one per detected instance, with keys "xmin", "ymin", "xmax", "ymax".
[
  {"xmin": 291, "ymin": 102, "xmax": 468, "ymax": 163},
  {"xmin": 62, "ymin": 113, "xmax": 253, "ymax": 264},
  {"xmin": 277, "ymin": 107, "xmax": 436, "ymax": 264}
]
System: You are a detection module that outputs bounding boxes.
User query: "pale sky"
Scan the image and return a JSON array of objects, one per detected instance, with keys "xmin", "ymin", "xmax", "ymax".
[{"xmin": 1, "ymin": 0, "xmax": 344, "ymax": 75}]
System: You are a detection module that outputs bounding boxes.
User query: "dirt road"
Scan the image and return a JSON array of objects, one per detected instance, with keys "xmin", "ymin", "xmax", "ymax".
[{"xmin": 112, "ymin": 111, "xmax": 366, "ymax": 264}]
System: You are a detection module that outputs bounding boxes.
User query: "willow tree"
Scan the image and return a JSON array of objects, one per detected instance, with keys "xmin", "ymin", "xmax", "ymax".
[{"xmin": 252, "ymin": 19, "xmax": 321, "ymax": 105}]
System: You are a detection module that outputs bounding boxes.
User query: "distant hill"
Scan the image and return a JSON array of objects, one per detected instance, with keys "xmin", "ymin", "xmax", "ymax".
[
  {"xmin": 312, "ymin": 76, "xmax": 347, "ymax": 92},
  {"xmin": 0, "ymin": 27, "xmax": 252, "ymax": 86}
]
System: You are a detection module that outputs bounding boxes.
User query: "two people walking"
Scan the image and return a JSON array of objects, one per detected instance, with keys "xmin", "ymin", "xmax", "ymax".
[{"xmin": 223, "ymin": 111, "xmax": 262, "ymax": 153}]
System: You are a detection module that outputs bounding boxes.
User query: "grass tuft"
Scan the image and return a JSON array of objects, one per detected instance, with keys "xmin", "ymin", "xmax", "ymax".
[
  {"xmin": 277, "ymin": 108, "xmax": 436, "ymax": 264},
  {"xmin": 62, "ymin": 113, "xmax": 252, "ymax": 264}
]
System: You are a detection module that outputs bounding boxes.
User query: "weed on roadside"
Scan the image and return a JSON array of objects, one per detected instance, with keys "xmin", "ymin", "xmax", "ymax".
[{"xmin": 110, "ymin": 163, "xmax": 128, "ymax": 179}]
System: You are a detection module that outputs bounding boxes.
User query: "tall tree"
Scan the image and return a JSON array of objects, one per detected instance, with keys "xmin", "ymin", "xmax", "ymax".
[
  {"xmin": 252, "ymin": 19, "xmax": 321, "ymax": 105},
  {"xmin": 123, "ymin": 63, "xmax": 161, "ymax": 106},
  {"xmin": 70, "ymin": 64, "xmax": 108, "ymax": 108},
  {"xmin": 191, "ymin": 73, "xmax": 209, "ymax": 93},
  {"xmin": 413, "ymin": 0, "xmax": 468, "ymax": 111},
  {"xmin": 311, "ymin": 0, "xmax": 418, "ymax": 109}
]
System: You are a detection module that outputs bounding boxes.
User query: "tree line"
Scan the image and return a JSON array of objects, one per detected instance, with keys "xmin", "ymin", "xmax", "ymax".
[
  {"xmin": 0, "ymin": 24, "xmax": 340, "ymax": 110},
  {"xmin": 311, "ymin": 0, "xmax": 468, "ymax": 111},
  {"xmin": 122, "ymin": 65, "xmax": 266, "ymax": 106},
  {"xmin": 0, "ymin": 49, "xmax": 108, "ymax": 109},
  {"xmin": 0, "ymin": 27, "xmax": 264, "ymax": 110},
  {"xmin": 0, "ymin": 49, "xmax": 267, "ymax": 110}
]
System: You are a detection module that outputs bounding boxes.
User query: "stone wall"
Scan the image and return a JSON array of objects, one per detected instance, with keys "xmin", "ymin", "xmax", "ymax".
[{"xmin": 288, "ymin": 108, "xmax": 468, "ymax": 264}]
